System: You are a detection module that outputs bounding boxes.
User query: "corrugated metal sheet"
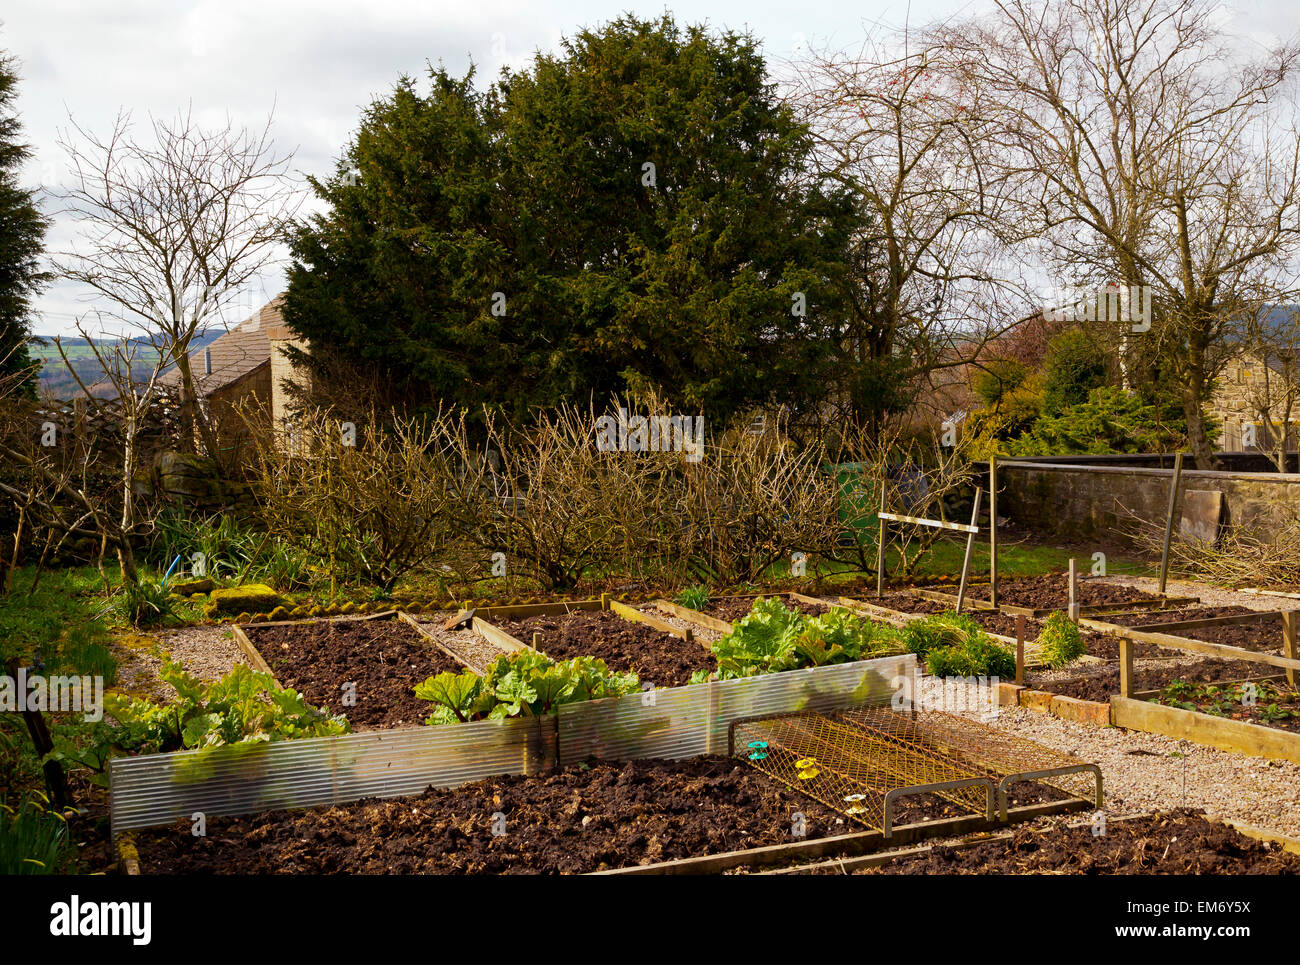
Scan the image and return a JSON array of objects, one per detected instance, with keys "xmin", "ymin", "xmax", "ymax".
[
  {"xmin": 108, "ymin": 714, "xmax": 546, "ymax": 835},
  {"xmin": 109, "ymin": 654, "xmax": 916, "ymax": 835},
  {"xmin": 557, "ymin": 654, "xmax": 916, "ymax": 764}
]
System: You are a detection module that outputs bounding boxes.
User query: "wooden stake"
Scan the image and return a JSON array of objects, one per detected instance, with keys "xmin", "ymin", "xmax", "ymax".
[
  {"xmin": 1015, "ymin": 614, "xmax": 1025, "ymax": 686},
  {"xmin": 1068, "ymin": 558, "xmax": 1079, "ymax": 622},
  {"xmin": 989, "ymin": 456, "xmax": 999, "ymax": 608},
  {"xmin": 876, "ymin": 482, "xmax": 887, "ymax": 598},
  {"xmin": 1158, "ymin": 452, "xmax": 1184, "ymax": 595},
  {"xmin": 1283, "ymin": 611, "xmax": 1297, "ymax": 690},
  {"xmin": 955, "ymin": 487, "xmax": 983, "ymax": 615},
  {"xmin": 1119, "ymin": 636, "xmax": 1134, "ymax": 699}
]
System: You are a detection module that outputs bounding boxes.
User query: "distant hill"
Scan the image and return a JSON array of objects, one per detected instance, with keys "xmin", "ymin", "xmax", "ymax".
[{"xmin": 27, "ymin": 332, "xmax": 223, "ymax": 399}]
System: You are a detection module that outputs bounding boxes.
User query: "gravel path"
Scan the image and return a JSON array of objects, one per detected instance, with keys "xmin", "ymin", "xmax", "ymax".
[
  {"xmin": 413, "ymin": 620, "xmax": 509, "ymax": 673},
  {"xmin": 1091, "ymin": 574, "xmax": 1287, "ymax": 612},
  {"xmin": 919, "ymin": 675, "xmax": 1300, "ymax": 837},
  {"xmin": 156, "ymin": 625, "xmax": 247, "ymax": 682}
]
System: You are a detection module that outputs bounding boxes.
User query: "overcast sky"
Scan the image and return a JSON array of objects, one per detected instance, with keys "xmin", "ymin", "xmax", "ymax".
[{"xmin": 4, "ymin": 0, "xmax": 1293, "ymax": 336}]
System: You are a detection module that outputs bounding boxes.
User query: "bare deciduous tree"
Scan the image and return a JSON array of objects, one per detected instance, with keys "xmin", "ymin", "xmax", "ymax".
[
  {"xmin": 940, "ymin": 0, "xmax": 1300, "ymax": 467},
  {"xmin": 789, "ymin": 26, "xmax": 1034, "ymax": 428},
  {"xmin": 55, "ymin": 107, "xmax": 300, "ymax": 461}
]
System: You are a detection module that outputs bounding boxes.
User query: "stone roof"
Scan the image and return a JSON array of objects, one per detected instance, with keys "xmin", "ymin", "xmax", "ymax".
[{"xmin": 160, "ymin": 295, "xmax": 284, "ymax": 396}]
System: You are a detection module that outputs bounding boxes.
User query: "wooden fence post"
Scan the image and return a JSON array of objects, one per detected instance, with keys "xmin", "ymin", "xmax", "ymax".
[
  {"xmin": 989, "ymin": 456, "xmax": 999, "ymax": 608},
  {"xmin": 876, "ymin": 483, "xmax": 887, "ymax": 599},
  {"xmin": 1119, "ymin": 636, "xmax": 1134, "ymax": 699},
  {"xmin": 1158, "ymin": 453, "xmax": 1184, "ymax": 595},
  {"xmin": 1015, "ymin": 614, "xmax": 1025, "ymax": 687},
  {"xmin": 1283, "ymin": 611, "xmax": 1297, "ymax": 690},
  {"xmin": 1068, "ymin": 558, "xmax": 1079, "ymax": 622},
  {"xmin": 955, "ymin": 487, "xmax": 983, "ymax": 615}
]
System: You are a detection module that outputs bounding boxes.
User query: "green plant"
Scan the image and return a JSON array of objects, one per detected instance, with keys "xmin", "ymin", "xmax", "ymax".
[
  {"xmin": 415, "ymin": 649, "xmax": 641, "ymax": 724},
  {"xmin": 0, "ymin": 792, "xmax": 77, "ymax": 874},
  {"xmin": 901, "ymin": 611, "xmax": 985, "ymax": 659},
  {"xmin": 50, "ymin": 657, "xmax": 349, "ymax": 784},
  {"xmin": 115, "ymin": 576, "xmax": 174, "ymax": 627},
  {"xmin": 1037, "ymin": 611, "xmax": 1086, "ymax": 668},
  {"xmin": 926, "ymin": 636, "xmax": 1016, "ymax": 678},
  {"xmin": 700, "ymin": 597, "xmax": 904, "ymax": 681},
  {"xmin": 676, "ymin": 585, "xmax": 710, "ymax": 610}
]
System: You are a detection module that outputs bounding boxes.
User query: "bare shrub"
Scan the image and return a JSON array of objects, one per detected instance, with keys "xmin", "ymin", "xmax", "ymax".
[{"xmin": 245, "ymin": 406, "xmax": 460, "ymax": 592}]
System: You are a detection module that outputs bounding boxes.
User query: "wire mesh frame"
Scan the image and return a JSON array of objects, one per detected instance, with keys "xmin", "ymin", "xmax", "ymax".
[
  {"xmin": 838, "ymin": 706, "xmax": 1103, "ymax": 810},
  {"xmin": 729, "ymin": 710, "xmax": 998, "ymax": 833},
  {"xmin": 730, "ymin": 705, "xmax": 1101, "ymax": 834}
]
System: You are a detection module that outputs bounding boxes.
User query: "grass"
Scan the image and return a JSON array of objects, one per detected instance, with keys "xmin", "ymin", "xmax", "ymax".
[{"xmin": 0, "ymin": 566, "xmax": 120, "ymax": 680}]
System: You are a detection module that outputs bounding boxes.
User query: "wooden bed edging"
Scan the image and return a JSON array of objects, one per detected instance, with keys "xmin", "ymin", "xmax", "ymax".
[
  {"xmin": 1110, "ymin": 695, "xmax": 1300, "ymax": 764},
  {"xmin": 589, "ymin": 797, "xmax": 1089, "ymax": 875},
  {"xmin": 997, "ymin": 682, "xmax": 1112, "ymax": 726},
  {"xmin": 608, "ymin": 599, "xmax": 696, "ymax": 644},
  {"xmin": 116, "ymin": 832, "xmax": 140, "ymax": 875},
  {"xmin": 650, "ymin": 599, "xmax": 734, "ymax": 635}
]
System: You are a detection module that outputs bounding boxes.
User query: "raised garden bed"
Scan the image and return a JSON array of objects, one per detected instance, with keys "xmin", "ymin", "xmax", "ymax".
[
  {"xmin": 835, "ymin": 811, "xmax": 1300, "ymax": 875},
  {"xmin": 242, "ymin": 615, "xmax": 465, "ymax": 729},
  {"xmin": 1150, "ymin": 678, "xmax": 1300, "ymax": 734},
  {"xmin": 133, "ymin": 756, "xmax": 846, "ymax": 874},
  {"xmin": 492, "ymin": 608, "xmax": 715, "ymax": 688},
  {"xmin": 128, "ymin": 752, "xmax": 1082, "ymax": 875}
]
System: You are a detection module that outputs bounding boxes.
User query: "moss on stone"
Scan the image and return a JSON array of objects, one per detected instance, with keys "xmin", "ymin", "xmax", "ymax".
[{"xmin": 204, "ymin": 584, "xmax": 285, "ymax": 617}]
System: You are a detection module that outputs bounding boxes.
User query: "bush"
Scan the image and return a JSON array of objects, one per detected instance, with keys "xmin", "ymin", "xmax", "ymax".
[
  {"xmin": 1041, "ymin": 329, "xmax": 1111, "ymax": 416},
  {"xmin": 926, "ymin": 636, "xmax": 1016, "ymax": 678},
  {"xmin": 676, "ymin": 585, "xmax": 710, "ymax": 610},
  {"xmin": 1037, "ymin": 611, "xmax": 1086, "ymax": 668},
  {"xmin": 901, "ymin": 611, "xmax": 985, "ymax": 659}
]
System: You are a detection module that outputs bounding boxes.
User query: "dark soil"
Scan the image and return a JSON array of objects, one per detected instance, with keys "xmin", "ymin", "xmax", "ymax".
[
  {"xmin": 1107, "ymin": 606, "xmax": 1283, "ymax": 653},
  {"xmin": 495, "ymin": 609, "xmax": 714, "ymax": 687},
  {"xmin": 135, "ymin": 756, "xmax": 847, "ymax": 874},
  {"xmin": 699, "ymin": 594, "xmax": 833, "ymax": 622},
  {"xmin": 246, "ymin": 618, "xmax": 462, "ymax": 729},
  {"xmin": 976, "ymin": 574, "xmax": 1163, "ymax": 610},
  {"xmin": 860, "ymin": 810, "xmax": 1300, "ymax": 874},
  {"xmin": 1032, "ymin": 657, "xmax": 1267, "ymax": 703}
]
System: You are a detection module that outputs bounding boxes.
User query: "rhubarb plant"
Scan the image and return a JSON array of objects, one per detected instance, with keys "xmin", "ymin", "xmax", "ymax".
[{"xmin": 415, "ymin": 650, "xmax": 640, "ymax": 724}]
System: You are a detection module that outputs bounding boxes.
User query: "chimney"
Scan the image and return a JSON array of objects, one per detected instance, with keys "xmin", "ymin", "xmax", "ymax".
[{"xmin": 203, "ymin": 347, "xmax": 212, "ymax": 376}]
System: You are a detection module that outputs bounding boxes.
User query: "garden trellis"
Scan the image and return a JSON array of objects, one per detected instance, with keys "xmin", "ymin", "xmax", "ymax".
[{"xmin": 876, "ymin": 483, "xmax": 984, "ymax": 611}]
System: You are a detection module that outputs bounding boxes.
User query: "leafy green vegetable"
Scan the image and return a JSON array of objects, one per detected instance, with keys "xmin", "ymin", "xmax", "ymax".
[
  {"xmin": 47, "ymin": 657, "xmax": 350, "ymax": 785},
  {"xmin": 415, "ymin": 650, "xmax": 641, "ymax": 725},
  {"xmin": 704, "ymin": 597, "xmax": 904, "ymax": 680}
]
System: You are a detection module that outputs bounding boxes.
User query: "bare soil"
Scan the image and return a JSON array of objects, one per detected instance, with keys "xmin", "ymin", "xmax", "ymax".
[
  {"xmin": 245, "ymin": 618, "xmax": 463, "ymax": 729},
  {"xmin": 135, "ymin": 756, "xmax": 846, "ymax": 874},
  {"xmin": 1031, "ymin": 657, "xmax": 1264, "ymax": 703},
  {"xmin": 859, "ymin": 810, "xmax": 1300, "ymax": 874},
  {"xmin": 494, "ymin": 609, "xmax": 714, "ymax": 687}
]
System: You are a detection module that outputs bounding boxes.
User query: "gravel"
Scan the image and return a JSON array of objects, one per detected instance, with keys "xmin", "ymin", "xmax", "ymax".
[
  {"xmin": 414, "ymin": 621, "xmax": 509, "ymax": 672},
  {"xmin": 917, "ymin": 674, "xmax": 1300, "ymax": 837}
]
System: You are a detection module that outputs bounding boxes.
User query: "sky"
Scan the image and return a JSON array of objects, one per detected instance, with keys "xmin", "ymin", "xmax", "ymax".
[{"xmin": 3, "ymin": 0, "xmax": 1294, "ymax": 336}]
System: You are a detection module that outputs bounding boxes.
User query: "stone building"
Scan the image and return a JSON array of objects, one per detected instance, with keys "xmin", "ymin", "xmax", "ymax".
[
  {"xmin": 1211, "ymin": 352, "xmax": 1298, "ymax": 456},
  {"xmin": 158, "ymin": 294, "xmax": 308, "ymax": 457}
]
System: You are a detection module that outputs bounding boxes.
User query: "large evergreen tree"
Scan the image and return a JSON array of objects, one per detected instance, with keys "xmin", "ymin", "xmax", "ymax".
[
  {"xmin": 284, "ymin": 15, "xmax": 866, "ymax": 423},
  {"xmin": 0, "ymin": 50, "xmax": 48, "ymax": 394}
]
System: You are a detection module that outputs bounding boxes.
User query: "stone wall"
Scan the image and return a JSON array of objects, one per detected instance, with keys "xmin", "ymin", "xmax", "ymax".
[{"xmin": 991, "ymin": 459, "xmax": 1300, "ymax": 545}]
